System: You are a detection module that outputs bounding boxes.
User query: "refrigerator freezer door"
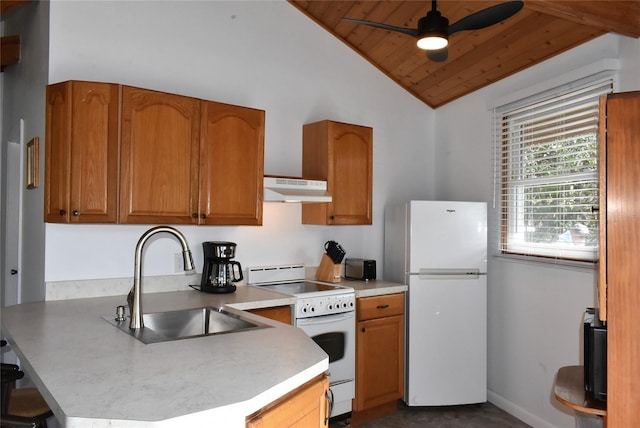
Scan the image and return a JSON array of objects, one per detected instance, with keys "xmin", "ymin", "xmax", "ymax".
[
  {"xmin": 408, "ymin": 201, "xmax": 487, "ymax": 273},
  {"xmin": 405, "ymin": 274, "xmax": 487, "ymax": 406}
]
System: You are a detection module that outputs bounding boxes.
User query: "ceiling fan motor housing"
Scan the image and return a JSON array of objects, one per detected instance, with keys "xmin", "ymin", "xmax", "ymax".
[
  {"xmin": 417, "ymin": 10, "xmax": 449, "ymax": 50},
  {"xmin": 418, "ymin": 10, "xmax": 449, "ymax": 38}
]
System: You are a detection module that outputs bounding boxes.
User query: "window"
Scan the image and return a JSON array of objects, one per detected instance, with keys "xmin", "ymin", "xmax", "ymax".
[{"xmin": 495, "ymin": 78, "xmax": 613, "ymax": 262}]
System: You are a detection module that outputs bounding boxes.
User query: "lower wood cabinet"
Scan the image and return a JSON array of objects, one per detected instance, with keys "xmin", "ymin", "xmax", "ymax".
[
  {"xmin": 248, "ymin": 306, "xmax": 292, "ymax": 325},
  {"xmin": 353, "ymin": 293, "xmax": 405, "ymax": 414},
  {"xmin": 246, "ymin": 375, "xmax": 329, "ymax": 427}
]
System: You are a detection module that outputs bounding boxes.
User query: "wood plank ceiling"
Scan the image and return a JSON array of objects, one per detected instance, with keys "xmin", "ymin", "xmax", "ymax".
[{"xmin": 290, "ymin": 1, "xmax": 640, "ymax": 108}]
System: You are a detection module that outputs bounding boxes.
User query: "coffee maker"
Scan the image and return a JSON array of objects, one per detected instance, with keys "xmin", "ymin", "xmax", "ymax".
[{"xmin": 200, "ymin": 241, "xmax": 243, "ymax": 294}]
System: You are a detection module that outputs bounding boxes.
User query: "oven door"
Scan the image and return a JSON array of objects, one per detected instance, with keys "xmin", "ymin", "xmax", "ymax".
[{"xmin": 296, "ymin": 311, "xmax": 355, "ymax": 417}]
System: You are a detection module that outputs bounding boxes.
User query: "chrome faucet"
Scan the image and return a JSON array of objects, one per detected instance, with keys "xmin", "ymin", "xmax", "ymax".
[{"xmin": 127, "ymin": 226, "xmax": 195, "ymax": 330}]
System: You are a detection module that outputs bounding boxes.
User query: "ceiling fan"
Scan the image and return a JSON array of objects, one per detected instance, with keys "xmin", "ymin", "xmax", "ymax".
[{"xmin": 342, "ymin": 0, "xmax": 524, "ymax": 62}]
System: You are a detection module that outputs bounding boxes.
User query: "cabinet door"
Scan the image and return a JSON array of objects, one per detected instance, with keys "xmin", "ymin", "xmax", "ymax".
[
  {"xmin": 120, "ymin": 87, "xmax": 200, "ymax": 224},
  {"xmin": 355, "ymin": 314, "xmax": 404, "ymax": 411},
  {"xmin": 330, "ymin": 122, "xmax": 372, "ymax": 224},
  {"xmin": 302, "ymin": 121, "xmax": 372, "ymax": 225},
  {"xmin": 247, "ymin": 375, "xmax": 329, "ymax": 427},
  {"xmin": 199, "ymin": 101, "xmax": 264, "ymax": 225},
  {"xmin": 45, "ymin": 82, "xmax": 72, "ymax": 223},
  {"xmin": 70, "ymin": 82, "xmax": 120, "ymax": 223},
  {"xmin": 45, "ymin": 81, "xmax": 119, "ymax": 223}
]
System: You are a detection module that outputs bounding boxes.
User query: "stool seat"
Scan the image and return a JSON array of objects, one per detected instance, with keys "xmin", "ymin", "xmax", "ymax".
[
  {"xmin": 8, "ymin": 388, "xmax": 53, "ymax": 419},
  {"xmin": 1, "ymin": 342, "xmax": 54, "ymax": 428}
]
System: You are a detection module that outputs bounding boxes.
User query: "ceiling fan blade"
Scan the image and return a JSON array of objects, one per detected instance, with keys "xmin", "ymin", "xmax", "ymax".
[
  {"xmin": 341, "ymin": 18, "xmax": 418, "ymax": 38},
  {"xmin": 427, "ymin": 48, "xmax": 448, "ymax": 62},
  {"xmin": 448, "ymin": 1, "xmax": 524, "ymax": 35}
]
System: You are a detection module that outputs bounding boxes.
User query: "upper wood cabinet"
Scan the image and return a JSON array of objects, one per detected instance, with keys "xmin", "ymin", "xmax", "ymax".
[
  {"xmin": 120, "ymin": 86, "xmax": 201, "ymax": 224},
  {"xmin": 44, "ymin": 81, "xmax": 120, "ymax": 223},
  {"xmin": 199, "ymin": 101, "xmax": 263, "ymax": 225},
  {"xmin": 302, "ymin": 120, "xmax": 373, "ymax": 225},
  {"xmin": 597, "ymin": 91, "xmax": 640, "ymax": 427},
  {"xmin": 119, "ymin": 86, "xmax": 264, "ymax": 225}
]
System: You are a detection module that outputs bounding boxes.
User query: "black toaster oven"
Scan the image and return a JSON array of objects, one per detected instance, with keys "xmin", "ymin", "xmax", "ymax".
[
  {"xmin": 344, "ymin": 258, "xmax": 376, "ymax": 281},
  {"xmin": 584, "ymin": 308, "xmax": 607, "ymax": 401}
]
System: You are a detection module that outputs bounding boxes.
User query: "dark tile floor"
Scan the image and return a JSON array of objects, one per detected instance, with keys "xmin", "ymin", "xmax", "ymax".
[{"xmin": 331, "ymin": 402, "xmax": 531, "ymax": 428}]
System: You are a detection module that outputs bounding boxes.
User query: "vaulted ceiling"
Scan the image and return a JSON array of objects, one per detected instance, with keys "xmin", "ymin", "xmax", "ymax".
[
  {"xmin": 3, "ymin": 1, "xmax": 639, "ymax": 107},
  {"xmin": 290, "ymin": 1, "xmax": 640, "ymax": 108}
]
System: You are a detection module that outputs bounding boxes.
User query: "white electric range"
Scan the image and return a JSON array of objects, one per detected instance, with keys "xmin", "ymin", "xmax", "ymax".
[{"xmin": 247, "ymin": 264, "xmax": 355, "ymax": 421}]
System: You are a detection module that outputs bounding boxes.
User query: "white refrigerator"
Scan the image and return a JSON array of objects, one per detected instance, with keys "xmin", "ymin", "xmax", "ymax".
[{"xmin": 384, "ymin": 200, "xmax": 487, "ymax": 406}]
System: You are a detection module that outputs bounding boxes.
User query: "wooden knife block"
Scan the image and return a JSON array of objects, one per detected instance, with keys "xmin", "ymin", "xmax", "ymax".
[{"xmin": 316, "ymin": 254, "xmax": 342, "ymax": 283}]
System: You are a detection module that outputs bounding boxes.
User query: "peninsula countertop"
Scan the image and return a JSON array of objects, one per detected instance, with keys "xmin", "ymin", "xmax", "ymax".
[{"xmin": 1, "ymin": 287, "xmax": 326, "ymax": 428}]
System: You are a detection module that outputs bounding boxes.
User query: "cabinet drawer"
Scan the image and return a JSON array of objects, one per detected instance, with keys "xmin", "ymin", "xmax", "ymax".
[{"xmin": 357, "ymin": 293, "xmax": 404, "ymax": 321}]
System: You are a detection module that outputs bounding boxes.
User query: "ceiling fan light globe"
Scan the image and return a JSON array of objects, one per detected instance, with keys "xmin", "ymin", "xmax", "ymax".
[{"xmin": 417, "ymin": 36, "xmax": 448, "ymax": 50}]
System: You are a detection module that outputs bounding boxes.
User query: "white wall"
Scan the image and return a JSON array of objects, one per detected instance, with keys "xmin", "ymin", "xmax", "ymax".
[
  {"xmin": 1, "ymin": 1, "xmax": 50, "ymax": 303},
  {"xmin": 435, "ymin": 34, "xmax": 640, "ymax": 428},
  {"xmin": 45, "ymin": 0, "xmax": 434, "ymax": 282}
]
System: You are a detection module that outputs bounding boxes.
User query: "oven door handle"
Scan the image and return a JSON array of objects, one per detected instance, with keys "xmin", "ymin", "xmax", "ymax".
[{"xmin": 296, "ymin": 312, "xmax": 354, "ymax": 326}]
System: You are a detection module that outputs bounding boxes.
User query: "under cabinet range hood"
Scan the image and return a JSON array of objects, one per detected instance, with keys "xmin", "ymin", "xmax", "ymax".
[{"xmin": 264, "ymin": 176, "xmax": 332, "ymax": 203}]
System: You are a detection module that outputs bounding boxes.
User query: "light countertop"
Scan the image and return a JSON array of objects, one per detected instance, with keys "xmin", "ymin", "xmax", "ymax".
[
  {"xmin": 2, "ymin": 279, "xmax": 406, "ymax": 427},
  {"xmin": 340, "ymin": 279, "xmax": 408, "ymax": 298},
  {"xmin": 1, "ymin": 287, "xmax": 324, "ymax": 428}
]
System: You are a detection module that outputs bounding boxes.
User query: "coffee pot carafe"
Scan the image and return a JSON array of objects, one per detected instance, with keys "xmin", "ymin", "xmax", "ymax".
[{"xmin": 200, "ymin": 241, "xmax": 243, "ymax": 294}]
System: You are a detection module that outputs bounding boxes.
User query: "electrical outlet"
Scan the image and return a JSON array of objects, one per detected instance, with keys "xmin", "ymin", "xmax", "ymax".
[{"xmin": 174, "ymin": 253, "xmax": 183, "ymax": 273}]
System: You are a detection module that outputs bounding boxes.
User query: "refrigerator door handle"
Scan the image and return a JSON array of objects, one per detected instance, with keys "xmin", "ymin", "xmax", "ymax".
[{"xmin": 412, "ymin": 268, "xmax": 485, "ymax": 280}]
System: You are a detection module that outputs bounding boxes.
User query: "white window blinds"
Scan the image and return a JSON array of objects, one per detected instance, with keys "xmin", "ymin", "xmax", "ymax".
[{"xmin": 494, "ymin": 77, "xmax": 613, "ymax": 262}]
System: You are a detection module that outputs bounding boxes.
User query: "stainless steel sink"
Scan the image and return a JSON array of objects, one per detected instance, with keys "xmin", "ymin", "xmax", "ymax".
[{"xmin": 104, "ymin": 307, "xmax": 271, "ymax": 344}]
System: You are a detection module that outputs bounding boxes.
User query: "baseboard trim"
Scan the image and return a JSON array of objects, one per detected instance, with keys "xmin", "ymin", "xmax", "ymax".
[{"xmin": 487, "ymin": 390, "xmax": 559, "ymax": 428}]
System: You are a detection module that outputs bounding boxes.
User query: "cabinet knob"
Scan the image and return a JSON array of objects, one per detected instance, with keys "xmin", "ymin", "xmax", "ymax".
[
  {"xmin": 72, "ymin": 210, "xmax": 79, "ymax": 216},
  {"xmin": 361, "ymin": 327, "xmax": 366, "ymax": 333},
  {"xmin": 329, "ymin": 215, "xmax": 335, "ymax": 220},
  {"xmin": 192, "ymin": 213, "xmax": 198, "ymax": 219},
  {"xmin": 376, "ymin": 304, "xmax": 390, "ymax": 309},
  {"xmin": 200, "ymin": 214, "xmax": 206, "ymax": 219},
  {"xmin": 59, "ymin": 209, "xmax": 66, "ymax": 216}
]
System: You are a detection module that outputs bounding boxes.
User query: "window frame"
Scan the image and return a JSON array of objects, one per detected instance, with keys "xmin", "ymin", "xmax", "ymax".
[{"xmin": 494, "ymin": 77, "xmax": 613, "ymax": 263}]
